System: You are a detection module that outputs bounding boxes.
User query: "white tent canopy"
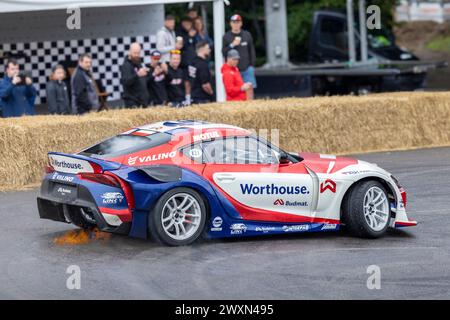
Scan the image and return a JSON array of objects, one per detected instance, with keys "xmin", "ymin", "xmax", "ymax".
[{"xmin": 0, "ymin": 0, "xmax": 226, "ymax": 101}]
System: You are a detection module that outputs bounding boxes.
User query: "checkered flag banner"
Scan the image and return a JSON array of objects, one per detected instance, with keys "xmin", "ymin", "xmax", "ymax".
[{"xmin": 0, "ymin": 35, "xmax": 156, "ymax": 104}]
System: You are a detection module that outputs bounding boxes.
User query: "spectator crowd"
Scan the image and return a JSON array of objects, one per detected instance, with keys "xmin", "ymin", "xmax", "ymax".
[{"xmin": 0, "ymin": 9, "xmax": 257, "ymax": 118}]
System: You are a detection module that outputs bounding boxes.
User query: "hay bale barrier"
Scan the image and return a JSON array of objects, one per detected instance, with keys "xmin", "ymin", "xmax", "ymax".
[{"xmin": 1, "ymin": 91, "xmax": 450, "ymax": 191}]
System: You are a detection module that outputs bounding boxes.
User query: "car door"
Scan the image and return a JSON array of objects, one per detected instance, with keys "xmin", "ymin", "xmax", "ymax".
[{"xmin": 201, "ymin": 136, "xmax": 315, "ymax": 223}]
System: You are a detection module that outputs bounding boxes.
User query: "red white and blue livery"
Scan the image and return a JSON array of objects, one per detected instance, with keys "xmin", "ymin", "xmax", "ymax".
[{"xmin": 37, "ymin": 120, "xmax": 416, "ymax": 246}]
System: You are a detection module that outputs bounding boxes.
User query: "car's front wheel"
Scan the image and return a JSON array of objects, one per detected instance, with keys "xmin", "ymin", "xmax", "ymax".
[
  {"xmin": 148, "ymin": 187, "xmax": 207, "ymax": 246},
  {"xmin": 342, "ymin": 180, "xmax": 391, "ymax": 238}
]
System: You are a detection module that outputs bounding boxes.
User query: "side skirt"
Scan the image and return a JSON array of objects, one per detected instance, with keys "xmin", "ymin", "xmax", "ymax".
[{"xmin": 206, "ymin": 220, "xmax": 340, "ymax": 238}]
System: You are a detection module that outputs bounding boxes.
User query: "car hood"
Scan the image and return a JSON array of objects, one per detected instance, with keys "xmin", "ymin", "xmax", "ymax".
[
  {"xmin": 298, "ymin": 152, "xmax": 359, "ymax": 174},
  {"xmin": 298, "ymin": 152, "xmax": 390, "ymax": 176}
]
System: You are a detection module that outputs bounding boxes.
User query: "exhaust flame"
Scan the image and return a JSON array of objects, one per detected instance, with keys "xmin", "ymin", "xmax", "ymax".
[{"xmin": 54, "ymin": 227, "xmax": 111, "ymax": 245}]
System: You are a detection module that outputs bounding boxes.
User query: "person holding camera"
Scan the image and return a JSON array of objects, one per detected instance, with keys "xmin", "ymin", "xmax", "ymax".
[
  {"xmin": 146, "ymin": 50, "xmax": 168, "ymax": 106},
  {"xmin": 46, "ymin": 64, "xmax": 71, "ymax": 115},
  {"xmin": 0, "ymin": 59, "xmax": 36, "ymax": 118},
  {"xmin": 120, "ymin": 42, "xmax": 150, "ymax": 108}
]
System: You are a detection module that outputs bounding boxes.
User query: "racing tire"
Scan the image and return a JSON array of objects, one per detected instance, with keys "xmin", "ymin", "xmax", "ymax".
[
  {"xmin": 342, "ymin": 180, "xmax": 391, "ymax": 238},
  {"xmin": 148, "ymin": 187, "xmax": 207, "ymax": 246}
]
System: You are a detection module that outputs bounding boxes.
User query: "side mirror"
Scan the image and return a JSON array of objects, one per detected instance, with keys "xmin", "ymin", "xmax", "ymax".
[{"xmin": 279, "ymin": 152, "xmax": 290, "ymax": 165}]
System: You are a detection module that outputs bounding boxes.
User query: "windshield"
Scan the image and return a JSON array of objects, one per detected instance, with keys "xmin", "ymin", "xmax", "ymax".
[{"xmin": 354, "ymin": 18, "xmax": 395, "ymax": 49}]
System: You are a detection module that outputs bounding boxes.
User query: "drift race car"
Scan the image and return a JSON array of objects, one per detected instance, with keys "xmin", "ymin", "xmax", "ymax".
[{"xmin": 37, "ymin": 120, "xmax": 416, "ymax": 246}]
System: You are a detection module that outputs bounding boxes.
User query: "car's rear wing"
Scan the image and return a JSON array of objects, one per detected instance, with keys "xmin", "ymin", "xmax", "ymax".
[{"xmin": 48, "ymin": 152, "xmax": 122, "ymax": 174}]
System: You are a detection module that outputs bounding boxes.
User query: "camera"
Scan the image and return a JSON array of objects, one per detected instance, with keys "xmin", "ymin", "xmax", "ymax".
[{"xmin": 16, "ymin": 71, "xmax": 32, "ymax": 85}]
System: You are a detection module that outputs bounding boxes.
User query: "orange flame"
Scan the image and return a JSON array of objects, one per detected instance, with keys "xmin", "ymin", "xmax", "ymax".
[{"xmin": 54, "ymin": 227, "xmax": 111, "ymax": 245}]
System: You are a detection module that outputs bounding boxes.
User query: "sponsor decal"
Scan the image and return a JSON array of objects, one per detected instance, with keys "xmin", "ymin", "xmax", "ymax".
[
  {"xmin": 48, "ymin": 155, "xmax": 94, "ymax": 174},
  {"xmin": 273, "ymin": 199, "xmax": 308, "ymax": 207},
  {"xmin": 50, "ymin": 159, "xmax": 82, "ymax": 171},
  {"xmin": 342, "ymin": 170, "xmax": 371, "ymax": 175},
  {"xmin": 212, "ymin": 216, "xmax": 223, "ymax": 228},
  {"xmin": 391, "ymin": 200, "xmax": 405, "ymax": 210},
  {"xmin": 230, "ymin": 223, "xmax": 247, "ymax": 235},
  {"xmin": 51, "ymin": 173, "xmax": 74, "ymax": 183},
  {"xmin": 321, "ymin": 224, "xmax": 338, "ymax": 230},
  {"xmin": 101, "ymin": 192, "xmax": 124, "ymax": 205},
  {"xmin": 56, "ymin": 187, "xmax": 73, "ymax": 196},
  {"xmin": 320, "ymin": 154, "xmax": 337, "ymax": 159},
  {"xmin": 189, "ymin": 148, "xmax": 203, "ymax": 158},
  {"xmin": 192, "ymin": 131, "xmax": 220, "ymax": 142},
  {"xmin": 211, "ymin": 216, "xmax": 223, "ymax": 232},
  {"xmin": 255, "ymin": 226, "xmax": 276, "ymax": 233},
  {"xmin": 282, "ymin": 225, "xmax": 310, "ymax": 232},
  {"xmin": 274, "ymin": 199, "xmax": 284, "ymax": 206},
  {"xmin": 127, "ymin": 151, "xmax": 177, "ymax": 165},
  {"xmin": 240, "ymin": 183, "xmax": 310, "ymax": 195},
  {"xmin": 320, "ymin": 179, "xmax": 337, "ymax": 193},
  {"xmin": 128, "ymin": 156, "xmax": 138, "ymax": 166}
]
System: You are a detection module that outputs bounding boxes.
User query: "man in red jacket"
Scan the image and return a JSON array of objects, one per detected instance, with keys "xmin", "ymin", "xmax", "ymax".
[{"xmin": 221, "ymin": 49, "xmax": 252, "ymax": 101}]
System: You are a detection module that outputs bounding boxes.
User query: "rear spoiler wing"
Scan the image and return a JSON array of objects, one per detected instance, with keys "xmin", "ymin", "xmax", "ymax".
[{"xmin": 48, "ymin": 152, "xmax": 122, "ymax": 174}]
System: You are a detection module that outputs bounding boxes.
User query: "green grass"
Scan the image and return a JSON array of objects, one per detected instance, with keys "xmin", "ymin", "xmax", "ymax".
[{"xmin": 426, "ymin": 36, "xmax": 450, "ymax": 53}]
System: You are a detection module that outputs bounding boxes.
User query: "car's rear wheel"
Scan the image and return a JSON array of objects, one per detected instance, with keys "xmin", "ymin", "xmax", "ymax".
[
  {"xmin": 342, "ymin": 180, "xmax": 391, "ymax": 238},
  {"xmin": 148, "ymin": 187, "xmax": 207, "ymax": 246}
]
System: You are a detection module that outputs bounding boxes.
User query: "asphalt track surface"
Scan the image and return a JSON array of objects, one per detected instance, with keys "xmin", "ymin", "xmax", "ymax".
[{"xmin": 0, "ymin": 147, "xmax": 449, "ymax": 300}]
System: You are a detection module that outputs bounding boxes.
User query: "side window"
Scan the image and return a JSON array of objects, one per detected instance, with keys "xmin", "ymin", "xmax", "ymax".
[
  {"xmin": 202, "ymin": 136, "xmax": 279, "ymax": 165},
  {"xmin": 80, "ymin": 132, "xmax": 172, "ymax": 158},
  {"xmin": 319, "ymin": 17, "xmax": 348, "ymax": 52}
]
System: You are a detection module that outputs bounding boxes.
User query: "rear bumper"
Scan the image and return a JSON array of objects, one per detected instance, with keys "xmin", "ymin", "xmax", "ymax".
[{"xmin": 37, "ymin": 179, "xmax": 131, "ymax": 235}]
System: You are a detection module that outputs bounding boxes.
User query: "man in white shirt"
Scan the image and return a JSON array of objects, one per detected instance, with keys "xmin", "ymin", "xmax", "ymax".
[{"xmin": 156, "ymin": 15, "xmax": 183, "ymax": 63}]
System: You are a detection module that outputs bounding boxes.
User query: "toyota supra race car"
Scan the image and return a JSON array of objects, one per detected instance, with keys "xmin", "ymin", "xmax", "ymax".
[{"xmin": 37, "ymin": 120, "xmax": 417, "ymax": 246}]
